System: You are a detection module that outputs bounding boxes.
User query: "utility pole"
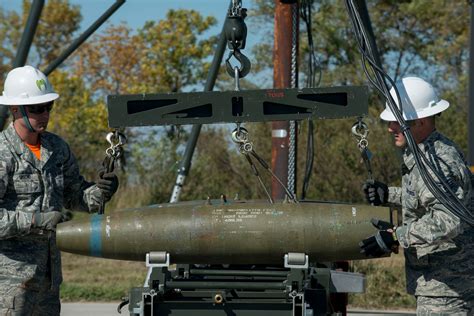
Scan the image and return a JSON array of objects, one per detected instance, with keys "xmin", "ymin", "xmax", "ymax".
[{"xmin": 272, "ymin": 0, "xmax": 299, "ymax": 200}]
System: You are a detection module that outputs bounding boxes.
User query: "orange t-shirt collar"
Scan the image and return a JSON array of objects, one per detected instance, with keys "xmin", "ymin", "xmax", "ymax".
[{"xmin": 25, "ymin": 141, "xmax": 41, "ymax": 160}]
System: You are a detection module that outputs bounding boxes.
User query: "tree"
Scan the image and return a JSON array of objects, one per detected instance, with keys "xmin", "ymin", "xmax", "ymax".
[
  {"xmin": 22, "ymin": 0, "xmax": 82, "ymax": 68},
  {"xmin": 249, "ymin": 0, "xmax": 470, "ymax": 202},
  {"xmin": 135, "ymin": 9, "xmax": 218, "ymax": 93},
  {"xmin": 0, "ymin": 6, "xmax": 22, "ymax": 75},
  {"xmin": 72, "ymin": 23, "xmax": 143, "ymax": 95}
]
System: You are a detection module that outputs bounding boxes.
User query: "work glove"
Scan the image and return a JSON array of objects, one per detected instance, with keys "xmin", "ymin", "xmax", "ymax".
[
  {"xmin": 362, "ymin": 180, "xmax": 388, "ymax": 206},
  {"xmin": 97, "ymin": 170, "xmax": 119, "ymax": 201},
  {"xmin": 359, "ymin": 218, "xmax": 399, "ymax": 258},
  {"xmin": 32, "ymin": 211, "xmax": 64, "ymax": 231}
]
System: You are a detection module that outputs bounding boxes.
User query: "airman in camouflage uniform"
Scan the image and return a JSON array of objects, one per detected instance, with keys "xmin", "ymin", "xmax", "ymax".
[
  {"xmin": 0, "ymin": 66, "xmax": 119, "ymax": 315},
  {"xmin": 360, "ymin": 77, "xmax": 473, "ymax": 315}
]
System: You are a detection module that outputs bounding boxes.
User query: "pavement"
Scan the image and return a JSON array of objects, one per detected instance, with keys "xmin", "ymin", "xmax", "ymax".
[{"xmin": 61, "ymin": 303, "xmax": 416, "ymax": 316}]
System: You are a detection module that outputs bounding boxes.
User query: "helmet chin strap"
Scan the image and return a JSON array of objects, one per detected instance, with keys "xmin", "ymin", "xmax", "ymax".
[{"xmin": 19, "ymin": 105, "xmax": 36, "ymax": 133}]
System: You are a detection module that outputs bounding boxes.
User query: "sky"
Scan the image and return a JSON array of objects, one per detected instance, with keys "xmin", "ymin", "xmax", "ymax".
[{"xmin": 0, "ymin": 1, "xmax": 253, "ymax": 38}]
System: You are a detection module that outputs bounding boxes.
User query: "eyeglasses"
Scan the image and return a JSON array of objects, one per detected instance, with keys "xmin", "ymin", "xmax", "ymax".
[{"xmin": 26, "ymin": 102, "xmax": 54, "ymax": 114}]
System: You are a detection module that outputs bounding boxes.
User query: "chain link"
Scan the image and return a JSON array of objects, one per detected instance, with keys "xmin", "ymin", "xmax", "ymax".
[
  {"xmin": 351, "ymin": 119, "xmax": 373, "ymax": 183},
  {"xmin": 231, "ymin": 0, "xmax": 242, "ymax": 16},
  {"xmin": 288, "ymin": 2, "xmax": 298, "ymax": 196}
]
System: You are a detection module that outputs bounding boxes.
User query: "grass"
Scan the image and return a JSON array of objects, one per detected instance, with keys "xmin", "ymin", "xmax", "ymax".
[
  {"xmin": 349, "ymin": 252, "xmax": 416, "ymax": 309},
  {"xmin": 60, "ymin": 253, "xmax": 146, "ymax": 302},
  {"xmin": 61, "ymin": 252, "xmax": 416, "ymax": 310}
]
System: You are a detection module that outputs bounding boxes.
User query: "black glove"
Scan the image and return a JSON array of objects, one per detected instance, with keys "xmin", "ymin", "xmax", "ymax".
[
  {"xmin": 359, "ymin": 218, "xmax": 399, "ymax": 258},
  {"xmin": 32, "ymin": 211, "xmax": 64, "ymax": 231},
  {"xmin": 97, "ymin": 171, "xmax": 119, "ymax": 201},
  {"xmin": 362, "ymin": 180, "xmax": 388, "ymax": 206}
]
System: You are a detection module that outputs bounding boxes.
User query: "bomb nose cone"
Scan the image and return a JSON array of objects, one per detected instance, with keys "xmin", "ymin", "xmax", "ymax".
[{"xmin": 57, "ymin": 214, "xmax": 101, "ymax": 257}]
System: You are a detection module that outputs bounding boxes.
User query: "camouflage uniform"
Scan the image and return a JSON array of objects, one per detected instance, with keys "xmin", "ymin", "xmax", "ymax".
[
  {"xmin": 0, "ymin": 123, "xmax": 103, "ymax": 315},
  {"xmin": 388, "ymin": 131, "xmax": 474, "ymax": 315}
]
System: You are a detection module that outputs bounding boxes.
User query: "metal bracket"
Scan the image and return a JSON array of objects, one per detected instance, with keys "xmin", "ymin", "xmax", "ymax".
[
  {"xmin": 284, "ymin": 252, "xmax": 309, "ymax": 269},
  {"xmin": 143, "ymin": 252, "xmax": 170, "ymax": 288},
  {"xmin": 289, "ymin": 290, "xmax": 305, "ymax": 316},
  {"xmin": 329, "ymin": 270, "xmax": 366, "ymax": 293},
  {"xmin": 146, "ymin": 251, "xmax": 170, "ymax": 268}
]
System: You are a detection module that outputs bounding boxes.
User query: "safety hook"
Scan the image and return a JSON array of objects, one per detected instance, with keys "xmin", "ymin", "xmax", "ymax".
[
  {"xmin": 351, "ymin": 120, "xmax": 369, "ymax": 140},
  {"xmin": 105, "ymin": 131, "xmax": 126, "ymax": 157},
  {"xmin": 226, "ymin": 49, "xmax": 251, "ymax": 79},
  {"xmin": 231, "ymin": 126, "xmax": 249, "ymax": 144}
]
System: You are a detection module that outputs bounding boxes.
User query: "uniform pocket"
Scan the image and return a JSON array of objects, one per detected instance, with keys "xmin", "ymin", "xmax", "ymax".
[
  {"xmin": 403, "ymin": 176, "xmax": 420, "ymax": 211},
  {"xmin": 12, "ymin": 173, "xmax": 42, "ymax": 194}
]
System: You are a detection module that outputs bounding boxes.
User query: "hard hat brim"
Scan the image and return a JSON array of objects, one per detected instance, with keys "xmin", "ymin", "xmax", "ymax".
[
  {"xmin": 0, "ymin": 93, "xmax": 59, "ymax": 106},
  {"xmin": 380, "ymin": 99, "xmax": 449, "ymax": 121}
]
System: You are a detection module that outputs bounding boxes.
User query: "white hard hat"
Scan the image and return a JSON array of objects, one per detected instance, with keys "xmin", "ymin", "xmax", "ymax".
[
  {"xmin": 380, "ymin": 76, "xmax": 449, "ymax": 121},
  {"xmin": 0, "ymin": 65, "xmax": 59, "ymax": 106}
]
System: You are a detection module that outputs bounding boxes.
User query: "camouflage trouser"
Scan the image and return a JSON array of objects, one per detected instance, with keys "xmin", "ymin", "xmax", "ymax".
[
  {"xmin": 0, "ymin": 285, "xmax": 60, "ymax": 316},
  {"xmin": 416, "ymin": 296, "xmax": 473, "ymax": 316}
]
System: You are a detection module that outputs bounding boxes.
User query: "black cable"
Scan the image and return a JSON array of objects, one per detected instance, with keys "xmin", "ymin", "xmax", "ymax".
[
  {"xmin": 301, "ymin": 119, "xmax": 314, "ymax": 200},
  {"xmin": 300, "ymin": 0, "xmax": 321, "ymax": 87},
  {"xmin": 345, "ymin": 0, "xmax": 473, "ymax": 226},
  {"xmin": 300, "ymin": 0, "xmax": 318, "ymax": 200}
]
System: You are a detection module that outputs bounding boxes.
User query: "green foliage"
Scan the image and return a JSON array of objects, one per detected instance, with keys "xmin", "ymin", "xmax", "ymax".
[
  {"xmin": 73, "ymin": 23, "xmax": 143, "ymax": 95},
  {"xmin": 136, "ymin": 9, "xmax": 218, "ymax": 92},
  {"xmin": 47, "ymin": 70, "xmax": 109, "ymax": 178},
  {"xmin": 0, "ymin": 7, "xmax": 21, "ymax": 73}
]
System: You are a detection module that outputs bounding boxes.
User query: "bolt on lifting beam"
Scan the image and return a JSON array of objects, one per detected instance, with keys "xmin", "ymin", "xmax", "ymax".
[{"xmin": 106, "ymin": 86, "xmax": 369, "ymax": 127}]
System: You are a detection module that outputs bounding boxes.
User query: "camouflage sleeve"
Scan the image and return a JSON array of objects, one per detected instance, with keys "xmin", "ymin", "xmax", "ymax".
[
  {"xmin": 0, "ymin": 160, "xmax": 34, "ymax": 239},
  {"xmin": 62, "ymin": 144, "xmax": 102, "ymax": 213},
  {"xmin": 396, "ymin": 150, "xmax": 470, "ymax": 248},
  {"xmin": 388, "ymin": 186, "xmax": 402, "ymax": 205},
  {"xmin": 396, "ymin": 205, "xmax": 462, "ymax": 248}
]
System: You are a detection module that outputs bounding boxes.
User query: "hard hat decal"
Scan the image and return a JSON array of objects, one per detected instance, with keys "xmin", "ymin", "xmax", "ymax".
[{"xmin": 36, "ymin": 79, "xmax": 47, "ymax": 91}]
